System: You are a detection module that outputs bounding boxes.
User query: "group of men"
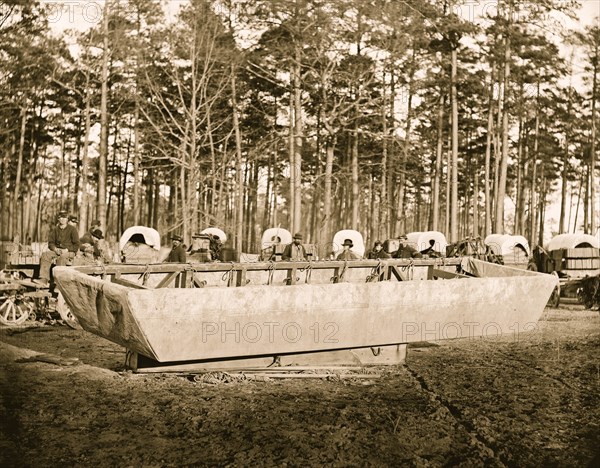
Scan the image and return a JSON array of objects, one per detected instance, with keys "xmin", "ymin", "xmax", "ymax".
[
  {"xmin": 262, "ymin": 232, "xmax": 427, "ymax": 262},
  {"xmin": 35, "ymin": 212, "xmax": 106, "ymax": 286}
]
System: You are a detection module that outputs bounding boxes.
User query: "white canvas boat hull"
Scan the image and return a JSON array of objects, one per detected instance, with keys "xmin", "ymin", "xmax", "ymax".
[{"xmin": 53, "ymin": 259, "xmax": 558, "ymax": 363}]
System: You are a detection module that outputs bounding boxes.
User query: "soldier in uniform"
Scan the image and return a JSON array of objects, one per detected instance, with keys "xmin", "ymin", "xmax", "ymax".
[{"xmin": 35, "ymin": 210, "xmax": 80, "ymax": 285}]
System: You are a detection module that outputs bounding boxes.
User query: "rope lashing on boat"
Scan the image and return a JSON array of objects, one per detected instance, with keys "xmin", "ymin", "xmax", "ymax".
[
  {"xmin": 299, "ymin": 262, "xmax": 312, "ymax": 284},
  {"xmin": 366, "ymin": 260, "xmax": 383, "ymax": 282},
  {"xmin": 99, "ymin": 262, "xmax": 107, "ymax": 280},
  {"xmin": 139, "ymin": 264, "xmax": 151, "ymax": 286},
  {"xmin": 401, "ymin": 259, "xmax": 414, "ymax": 280},
  {"xmin": 370, "ymin": 346, "xmax": 382, "ymax": 356},
  {"xmin": 338, "ymin": 261, "xmax": 349, "ymax": 282}
]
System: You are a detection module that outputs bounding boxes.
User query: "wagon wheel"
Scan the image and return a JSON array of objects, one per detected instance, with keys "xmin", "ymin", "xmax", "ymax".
[
  {"xmin": 547, "ymin": 272, "xmax": 560, "ymax": 308},
  {"xmin": 55, "ymin": 292, "xmax": 82, "ymax": 330},
  {"xmin": 0, "ymin": 294, "xmax": 33, "ymax": 326}
]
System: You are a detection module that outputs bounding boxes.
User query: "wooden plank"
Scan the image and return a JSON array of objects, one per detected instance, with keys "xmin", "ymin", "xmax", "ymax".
[
  {"xmin": 156, "ymin": 271, "xmax": 179, "ymax": 288},
  {"xmin": 111, "ymin": 277, "xmax": 150, "ymax": 290},
  {"xmin": 286, "ymin": 267, "xmax": 298, "ymax": 285},
  {"xmin": 236, "ymin": 268, "xmax": 248, "ymax": 287},
  {"xmin": 71, "ymin": 257, "xmax": 463, "ymax": 276},
  {"xmin": 390, "ymin": 266, "xmax": 408, "ymax": 281},
  {"xmin": 431, "ymin": 269, "xmax": 469, "ymax": 280}
]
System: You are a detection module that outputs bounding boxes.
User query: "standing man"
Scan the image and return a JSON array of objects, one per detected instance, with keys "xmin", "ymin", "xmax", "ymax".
[
  {"xmin": 165, "ymin": 234, "xmax": 187, "ymax": 262},
  {"xmin": 68, "ymin": 215, "xmax": 78, "ymax": 227},
  {"xmin": 36, "ymin": 210, "xmax": 80, "ymax": 285},
  {"xmin": 282, "ymin": 233, "xmax": 307, "ymax": 261},
  {"xmin": 367, "ymin": 240, "xmax": 391, "ymax": 259}
]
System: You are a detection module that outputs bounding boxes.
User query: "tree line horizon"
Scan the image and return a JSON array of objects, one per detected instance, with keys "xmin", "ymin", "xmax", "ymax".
[{"xmin": 1, "ymin": 0, "xmax": 599, "ymax": 253}]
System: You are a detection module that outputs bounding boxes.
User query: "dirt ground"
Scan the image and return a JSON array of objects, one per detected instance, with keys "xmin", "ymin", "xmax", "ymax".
[{"xmin": 0, "ymin": 305, "xmax": 598, "ymax": 467}]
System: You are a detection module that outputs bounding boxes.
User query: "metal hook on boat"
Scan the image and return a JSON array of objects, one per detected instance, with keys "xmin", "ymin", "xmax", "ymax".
[
  {"xmin": 221, "ymin": 263, "xmax": 236, "ymax": 286},
  {"xmin": 301, "ymin": 262, "xmax": 312, "ymax": 284},
  {"xmin": 402, "ymin": 260, "xmax": 414, "ymax": 280},
  {"xmin": 266, "ymin": 262, "xmax": 275, "ymax": 285}
]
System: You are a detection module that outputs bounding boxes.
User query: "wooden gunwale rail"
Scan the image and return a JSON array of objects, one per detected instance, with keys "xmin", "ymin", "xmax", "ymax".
[{"xmin": 70, "ymin": 258, "xmax": 464, "ymax": 289}]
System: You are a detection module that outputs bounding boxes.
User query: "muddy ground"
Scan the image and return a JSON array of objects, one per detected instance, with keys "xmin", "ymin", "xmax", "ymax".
[{"xmin": 0, "ymin": 306, "xmax": 599, "ymax": 467}]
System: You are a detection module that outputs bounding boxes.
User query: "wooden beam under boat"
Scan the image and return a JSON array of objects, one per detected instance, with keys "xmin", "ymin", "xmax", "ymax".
[{"xmin": 53, "ymin": 258, "xmax": 558, "ymax": 364}]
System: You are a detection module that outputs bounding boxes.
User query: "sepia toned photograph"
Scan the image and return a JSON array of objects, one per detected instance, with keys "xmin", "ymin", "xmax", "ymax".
[{"xmin": 1, "ymin": 0, "xmax": 599, "ymax": 466}]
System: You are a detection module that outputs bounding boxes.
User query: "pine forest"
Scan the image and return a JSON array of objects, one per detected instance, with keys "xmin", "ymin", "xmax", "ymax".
[{"xmin": 1, "ymin": 0, "xmax": 599, "ymax": 254}]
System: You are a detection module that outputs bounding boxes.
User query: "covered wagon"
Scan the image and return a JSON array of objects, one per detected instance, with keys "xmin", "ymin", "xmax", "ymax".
[{"xmin": 484, "ymin": 234, "xmax": 530, "ymax": 268}]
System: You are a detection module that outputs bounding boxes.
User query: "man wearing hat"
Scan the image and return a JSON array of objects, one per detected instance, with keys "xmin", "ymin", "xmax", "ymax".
[
  {"xmin": 36, "ymin": 210, "xmax": 80, "ymax": 285},
  {"xmin": 80, "ymin": 219, "xmax": 101, "ymax": 246},
  {"xmin": 68, "ymin": 215, "xmax": 78, "ymax": 227},
  {"xmin": 282, "ymin": 233, "xmax": 307, "ymax": 261},
  {"xmin": 80, "ymin": 228, "xmax": 109, "ymax": 260},
  {"xmin": 367, "ymin": 240, "xmax": 391, "ymax": 259},
  {"xmin": 165, "ymin": 234, "xmax": 187, "ymax": 262},
  {"xmin": 394, "ymin": 234, "xmax": 422, "ymax": 259},
  {"xmin": 337, "ymin": 238, "xmax": 360, "ymax": 261}
]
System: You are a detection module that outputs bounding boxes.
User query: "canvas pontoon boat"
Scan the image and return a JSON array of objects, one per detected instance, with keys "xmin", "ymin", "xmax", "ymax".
[{"xmin": 52, "ymin": 257, "xmax": 558, "ymax": 370}]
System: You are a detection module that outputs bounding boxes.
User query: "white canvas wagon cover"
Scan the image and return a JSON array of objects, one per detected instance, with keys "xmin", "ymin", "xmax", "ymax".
[
  {"xmin": 261, "ymin": 228, "xmax": 292, "ymax": 248},
  {"xmin": 484, "ymin": 234, "xmax": 530, "ymax": 258},
  {"xmin": 547, "ymin": 233, "xmax": 600, "ymax": 251},
  {"xmin": 406, "ymin": 231, "xmax": 448, "ymax": 255},
  {"xmin": 332, "ymin": 229, "xmax": 365, "ymax": 258},
  {"xmin": 119, "ymin": 226, "xmax": 161, "ymax": 252},
  {"xmin": 201, "ymin": 227, "xmax": 227, "ymax": 243}
]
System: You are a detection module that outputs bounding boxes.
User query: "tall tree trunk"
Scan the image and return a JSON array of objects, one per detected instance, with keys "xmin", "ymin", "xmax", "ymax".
[
  {"xmin": 231, "ymin": 66, "xmax": 244, "ymax": 256},
  {"xmin": 79, "ymin": 68, "xmax": 93, "ymax": 233},
  {"xmin": 351, "ymin": 123, "xmax": 359, "ymax": 229},
  {"xmin": 514, "ymin": 87, "xmax": 524, "ymax": 234},
  {"xmin": 380, "ymin": 72, "xmax": 388, "ymax": 239},
  {"xmin": 560, "ymin": 86, "xmax": 573, "ymax": 233},
  {"xmin": 322, "ymin": 137, "xmax": 336, "ymax": 248},
  {"xmin": 288, "ymin": 94, "xmax": 295, "ymax": 231},
  {"xmin": 538, "ymin": 165, "xmax": 546, "ymax": 246},
  {"xmin": 450, "ymin": 47, "xmax": 459, "ymax": 242},
  {"xmin": 432, "ymin": 94, "xmax": 444, "ymax": 232},
  {"xmin": 387, "ymin": 71, "xmax": 396, "ymax": 236},
  {"xmin": 495, "ymin": 31, "xmax": 511, "ymax": 233},
  {"xmin": 484, "ymin": 68, "xmax": 496, "ymax": 236},
  {"xmin": 13, "ymin": 106, "xmax": 27, "ymax": 240},
  {"xmin": 529, "ymin": 156, "xmax": 538, "ymax": 246},
  {"xmin": 396, "ymin": 64, "xmax": 414, "ymax": 235},
  {"xmin": 293, "ymin": 43, "xmax": 303, "ymax": 234},
  {"xmin": 133, "ymin": 105, "xmax": 141, "ymax": 226},
  {"xmin": 97, "ymin": 0, "xmax": 111, "ymax": 231},
  {"xmin": 589, "ymin": 40, "xmax": 598, "ymax": 234}
]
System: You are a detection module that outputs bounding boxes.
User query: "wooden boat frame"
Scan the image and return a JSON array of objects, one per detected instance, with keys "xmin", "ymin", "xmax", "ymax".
[{"xmin": 54, "ymin": 257, "xmax": 558, "ymax": 372}]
